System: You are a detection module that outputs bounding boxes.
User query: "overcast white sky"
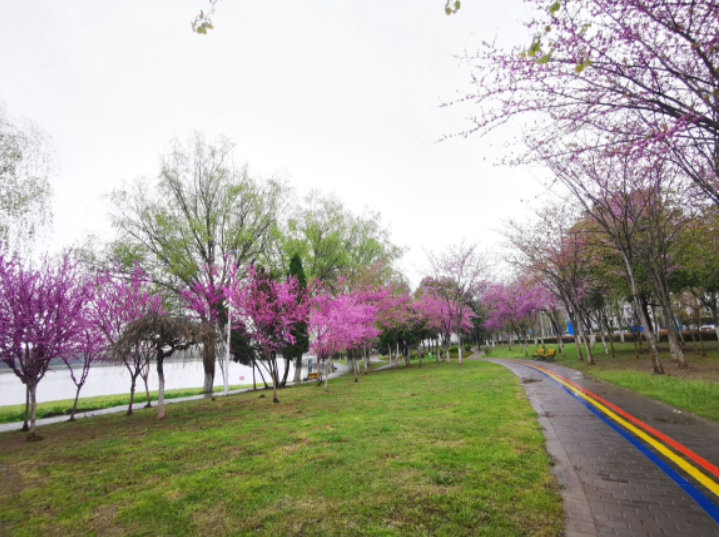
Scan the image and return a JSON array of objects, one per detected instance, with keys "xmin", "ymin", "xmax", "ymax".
[{"xmin": 1, "ymin": 0, "xmax": 550, "ymax": 287}]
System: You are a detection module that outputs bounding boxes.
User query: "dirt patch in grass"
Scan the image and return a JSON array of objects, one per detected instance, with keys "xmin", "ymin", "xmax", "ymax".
[{"xmin": 88, "ymin": 505, "xmax": 124, "ymax": 537}]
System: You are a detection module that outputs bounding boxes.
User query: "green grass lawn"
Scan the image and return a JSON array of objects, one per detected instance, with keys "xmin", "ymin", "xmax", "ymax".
[
  {"xmin": 0, "ymin": 361, "xmax": 564, "ymax": 536},
  {"xmin": 485, "ymin": 340, "xmax": 719, "ymax": 422}
]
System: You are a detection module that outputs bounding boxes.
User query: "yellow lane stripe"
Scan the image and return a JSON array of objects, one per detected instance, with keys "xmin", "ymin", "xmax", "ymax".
[{"xmin": 522, "ymin": 362, "xmax": 720, "ymax": 497}]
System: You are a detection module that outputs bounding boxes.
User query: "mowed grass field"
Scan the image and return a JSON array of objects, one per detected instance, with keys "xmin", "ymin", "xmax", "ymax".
[
  {"xmin": 485, "ymin": 340, "xmax": 719, "ymax": 422},
  {"xmin": 0, "ymin": 361, "xmax": 563, "ymax": 536}
]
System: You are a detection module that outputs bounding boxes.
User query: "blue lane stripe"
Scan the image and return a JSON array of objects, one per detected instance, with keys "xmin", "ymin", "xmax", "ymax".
[{"xmin": 524, "ymin": 364, "xmax": 720, "ymax": 524}]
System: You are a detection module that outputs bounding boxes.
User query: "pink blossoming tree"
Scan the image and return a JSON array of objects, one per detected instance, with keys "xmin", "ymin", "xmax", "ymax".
[
  {"xmin": 0, "ymin": 254, "xmax": 91, "ymax": 440},
  {"xmin": 483, "ymin": 277, "xmax": 550, "ymax": 358},
  {"xmin": 425, "ymin": 244, "xmax": 487, "ymax": 365},
  {"xmin": 456, "ymin": 0, "xmax": 718, "ymax": 203},
  {"xmin": 91, "ymin": 264, "xmax": 164, "ymax": 415},
  {"xmin": 225, "ymin": 264, "xmax": 308, "ymax": 403}
]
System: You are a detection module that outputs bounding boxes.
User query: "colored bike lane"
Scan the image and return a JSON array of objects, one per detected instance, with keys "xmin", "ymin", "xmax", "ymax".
[{"xmin": 483, "ymin": 358, "xmax": 719, "ymax": 537}]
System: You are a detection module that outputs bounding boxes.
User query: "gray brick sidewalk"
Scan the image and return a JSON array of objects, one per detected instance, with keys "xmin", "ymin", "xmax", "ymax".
[{"xmin": 484, "ymin": 358, "xmax": 719, "ymax": 537}]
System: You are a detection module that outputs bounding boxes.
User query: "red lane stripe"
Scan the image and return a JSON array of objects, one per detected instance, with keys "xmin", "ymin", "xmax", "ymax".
[{"xmin": 511, "ymin": 360, "xmax": 720, "ymax": 478}]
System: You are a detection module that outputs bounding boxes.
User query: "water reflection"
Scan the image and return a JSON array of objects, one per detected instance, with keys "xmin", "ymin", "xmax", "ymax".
[{"xmin": 0, "ymin": 358, "xmax": 306, "ymax": 406}]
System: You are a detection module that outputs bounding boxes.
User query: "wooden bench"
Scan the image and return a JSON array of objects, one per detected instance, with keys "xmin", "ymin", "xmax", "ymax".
[
  {"xmin": 541, "ymin": 349, "xmax": 557, "ymax": 362},
  {"xmin": 306, "ymin": 372, "xmax": 320, "ymax": 381},
  {"xmin": 531, "ymin": 349, "xmax": 546, "ymax": 360}
]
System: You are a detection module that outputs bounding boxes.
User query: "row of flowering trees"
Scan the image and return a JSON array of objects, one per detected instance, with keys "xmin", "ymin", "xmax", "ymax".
[
  {"xmin": 0, "ymin": 254, "xmax": 165, "ymax": 439},
  {"xmin": 451, "ymin": 0, "xmax": 718, "ymax": 373},
  {"xmin": 0, "ymin": 243, "xmax": 491, "ymax": 440}
]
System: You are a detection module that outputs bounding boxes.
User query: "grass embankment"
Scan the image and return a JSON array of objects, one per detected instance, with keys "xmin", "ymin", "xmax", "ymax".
[
  {"xmin": 0, "ymin": 384, "xmax": 254, "ymax": 425},
  {"xmin": 379, "ymin": 349, "xmax": 476, "ymax": 362},
  {"xmin": 485, "ymin": 341, "xmax": 719, "ymax": 422},
  {"xmin": 0, "ymin": 361, "xmax": 564, "ymax": 536},
  {"xmin": 335, "ymin": 359, "xmax": 388, "ymax": 370}
]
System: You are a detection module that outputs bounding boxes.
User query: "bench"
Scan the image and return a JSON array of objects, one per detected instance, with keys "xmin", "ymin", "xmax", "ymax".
[
  {"xmin": 306, "ymin": 372, "xmax": 320, "ymax": 381},
  {"xmin": 541, "ymin": 349, "xmax": 557, "ymax": 362},
  {"xmin": 531, "ymin": 349, "xmax": 546, "ymax": 359}
]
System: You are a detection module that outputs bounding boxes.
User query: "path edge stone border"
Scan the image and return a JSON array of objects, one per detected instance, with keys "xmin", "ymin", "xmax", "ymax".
[{"xmin": 485, "ymin": 358, "xmax": 597, "ymax": 537}]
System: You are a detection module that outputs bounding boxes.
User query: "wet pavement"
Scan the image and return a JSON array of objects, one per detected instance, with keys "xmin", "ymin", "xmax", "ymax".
[{"xmin": 485, "ymin": 358, "xmax": 719, "ymax": 536}]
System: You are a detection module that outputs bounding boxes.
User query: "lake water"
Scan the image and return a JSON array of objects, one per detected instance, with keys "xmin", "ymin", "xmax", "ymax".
[{"xmin": 0, "ymin": 357, "xmax": 312, "ymax": 406}]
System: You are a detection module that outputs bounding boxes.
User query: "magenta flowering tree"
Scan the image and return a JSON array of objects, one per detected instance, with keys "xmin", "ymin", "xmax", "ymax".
[
  {"xmin": 457, "ymin": 0, "xmax": 718, "ymax": 203},
  {"xmin": 372, "ymin": 284, "xmax": 412, "ymax": 368},
  {"xmin": 345, "ymin": 286, "xmax": 386, "ymax": 377},
  {"xmin": 309, "ymin": 289, "xmax": 380, "ymax": 389},
  {"xmin": 0, "ymin": 254, "xmax": 91, "ymax": 440},
  {"xmin": 416, "ymin": 283, "xmax": 475, "ymax": 364},
  {"xmin": 425, "ymin": 244, "xmax": 487, "ymax": 365},
  {"xmin": 91, "ymin": 264, "xmax": 164, "ymax": 414},
  {"xmin": 482, "ymin": 278, "xmax": 550, "ymax": 358},
  {"xmin": 63, "ymin": 303, "xmax": 104, "ymax": 422},
  {"xmin": 178, "ymin": 257, "xmax": 234, "ymax": 393},
  {"xmin": 225, "ymin": 264, "xmax": 308, "ymax": 403},
  {"xmin": 414, "ymin": 288, "xmax": 446, "ymax": 363}
]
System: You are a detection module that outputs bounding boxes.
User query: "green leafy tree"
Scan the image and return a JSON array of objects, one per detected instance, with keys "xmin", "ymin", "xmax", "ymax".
[
  {"xmin": 0, "ymin": 104, "xmax": 53, "ymax": 253},
  {"xmin": 109, "ymin": 132, "xmax": 290, "ymax": 392},
  {"xmin": 283, "ymin": 253, "xmax": 309, "ymax": 384},
  {"xmin": 282, "ymin": 190, "xmax": 403, "ymax": 287}
]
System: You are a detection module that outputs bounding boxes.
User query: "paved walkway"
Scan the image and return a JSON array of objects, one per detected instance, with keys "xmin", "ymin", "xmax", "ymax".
[{"xmin": 485, "ymin": 358, "xmax": 719, "ymax": 537}]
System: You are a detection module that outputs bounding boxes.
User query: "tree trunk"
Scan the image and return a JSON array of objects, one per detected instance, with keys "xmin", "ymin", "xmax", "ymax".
[
  {"xmin": 143, "ymin": 372, "xmax": 152, "ymax": 408},
  {"xmin": 353, "ymin": 350, "xmax": 359, "ymax": 382},
  {"xmin": 659, "ymin": 297, "xmax": 687, "ymax": 368},
  {"xmin": 599, "ymin": 328, "xmax": 608, "ymax": 355},
  {"xmin": 255, "ymin": 360, "xmax": 269, "ymax": 388},
  {"xmin": 572, "ymin": 305, "xmax": 594, "ymax": 365},
  {"xmin": 364, "ymin": 347, "xmax": 369, "ymax": 374},
  {"xmin": 293, "ymin": 355, "xmax": 303, "ymax": 383},
  {"xmin": 634, "ymin": 295, "xmax": 664, "ymax": 374},
  {"xmin": 325, "ymin": 358, "xmax": 330, "ymax": 392},
  {"xmin": 22, "ymin": 385, "xmax": 29, "ymax": 432},
  {"xmin": 270, "ymin": 364, "xmax": 280, "ymax": 403},
  {"xmin": 567, "ymin": 311, "xmax": 584, "ymax": 361},
  {"xmin": 156, "ymin": 355, "xmax": 166, "ymax": 420},
  {"xmin": 27, "ymin": 382, "xmax": 40, "ymax": 440},
  {"xmin": 280, "ymin": 356, "xmax": 291, "ymax": 387},
  {"xmin": 69, "ymin": 384, "xmax": 82, "ymax": 421},
  {"xmin": 252, "ymin": 357, "xmax": 257, "ymax": 390},
  {"xmin": 616, "ymin": 308, "xmax": 625, "ymax": 342},
  {"xmin": 127, "ymin": 375, "xmax": 137, "ymax": 415},
  {"xmin": 202, "ymin": 348, "xmax": 215, "ymax": 393},
  {"xmin": 602, "ymin": 311, "xmax": 616, "ymax": 357}
]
